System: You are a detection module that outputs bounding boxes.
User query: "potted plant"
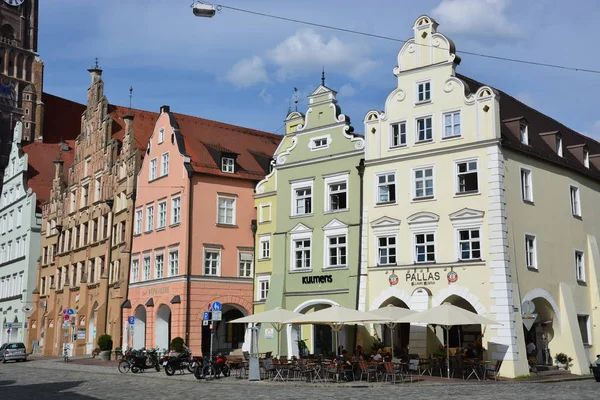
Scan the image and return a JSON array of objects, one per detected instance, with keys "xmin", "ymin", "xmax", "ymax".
[
  {"xmin": 114, "ymin": 347, "xmax": 122, "ymax": 358},
  {"xmin": 296, "ymin": 339, "xmax": 308, "ymax": 358},
  {"xmin": 555, "ymin": 352, "xmax": 572, "ymax": 370},
  {"xmin": 170, "ymin": 337, "xmax": 185, "ymax": 356},
  {"xmin": 97, "ymin": 334, "xmax": 113, "ymax": 361},
  {"xmin": 528, "ymin": 357, "xmax": 537, "ymax": 372}
]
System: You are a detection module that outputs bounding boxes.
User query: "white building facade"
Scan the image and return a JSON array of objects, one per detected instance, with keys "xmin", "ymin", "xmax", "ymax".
[{"xmin": 0, "ymin": 122, "xmax": 40, "ymax": 345}]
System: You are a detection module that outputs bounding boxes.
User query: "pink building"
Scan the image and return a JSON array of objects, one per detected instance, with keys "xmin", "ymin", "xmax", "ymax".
[{"xmin": 124, "ymin": 106, "xmax": 279, "ymax": 355}]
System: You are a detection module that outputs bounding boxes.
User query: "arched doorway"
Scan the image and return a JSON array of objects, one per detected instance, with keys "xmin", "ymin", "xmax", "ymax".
[
  {"xmin": 155, "ymin": 305, "xmax": 171, "ymax": 351},
  {"xmin": 523, "ymin": 297, "xmax": 557, "ymax": 365},
  {"xmin": 442, "ymin": 295, "xmax": 482, "ymax": 350},
  {"xmin": 289, "ymin": 300, "xmax": 339, "ymax": 358},
  {"xmin": 87, "ymin": 302, "xmax": 98, "ymax": 355},
  {"xmin": 9, "ymin": 316, "xmax": 19, "ymax": 342},
  {"xmin": 133, "ymin": 306, "xmax": 146, "ymax": 350},
  {"xmin": 378, "ymin": 297, "xmax": 410, "ymax": 357},
  {"xmin": 205, "ymin": 304, "xmax": 247, "ymax": 355}
]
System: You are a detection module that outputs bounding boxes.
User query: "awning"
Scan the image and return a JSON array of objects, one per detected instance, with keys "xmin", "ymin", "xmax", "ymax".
[
  {"xmin": 170, "ymin": 295, "xmax": 181, "ymax": 304},
  {"xmin": 121, "ymin": 300, "xmax": 132, "ymax": 309},
  {"xmin": 145, "ymin": 298, "xmax": 154, "ymax": 307}
]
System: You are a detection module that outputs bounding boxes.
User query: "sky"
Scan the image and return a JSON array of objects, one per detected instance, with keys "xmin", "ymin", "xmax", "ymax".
[{"xmin": 39, "ymin": 0, "xmax": 600, "ymax": 140}]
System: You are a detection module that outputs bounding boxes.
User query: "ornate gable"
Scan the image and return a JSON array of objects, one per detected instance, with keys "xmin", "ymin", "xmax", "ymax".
[{"xmin": 407, "ymin": 211, "xmax": 440, "ymax": 224}]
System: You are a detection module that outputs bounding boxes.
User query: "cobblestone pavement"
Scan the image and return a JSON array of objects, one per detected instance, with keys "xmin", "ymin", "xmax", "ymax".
[{"xmin": 0, "ymin": 358, "xmax": 597, "ymax": 399}]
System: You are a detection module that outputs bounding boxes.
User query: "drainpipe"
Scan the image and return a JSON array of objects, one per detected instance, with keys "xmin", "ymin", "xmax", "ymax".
[
  {"xmin": 103, "ymin": 198, "xmax": 114, "ymax": 340},
  {"xmin": 354, "ymin": 158, "xmax": 365, "ymax": 350},
  {"xmin": 185, "ymin": 178, "xmax": 193, "ymax": 347},
  {"xmin": 121, "ymin": 189, "xmax": 136, "ymax": 350}
]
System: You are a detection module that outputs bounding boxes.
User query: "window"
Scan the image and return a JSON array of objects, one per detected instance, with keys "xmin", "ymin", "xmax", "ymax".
[
  {"xmin": 119, "ymin": 221, "xmax": 126, "ymax": 243},
  {"xmin": 584, "ymin": 150, "xmax": 590, "ymax": 168},
  {"xmin": 521, "ymin": 168, "xmax": 533, "ymax": 202},
  {"xmin": 142, "ymin": 257, "xmax": 151, "ymax": 281},
  {"xmin": 41, "ymin": 276, "xmax": 47, "ymax": 295},
  {"xmin": 158, "ymin": 128, "xmax": 164, "ymax": 144},
  {"xmin": 171, "ymin": 197, "xmax": 181, "ymax": 225},
  {"xmin": 377, "ymin": 173, "xmax": 396, "ymax": 203},
  {"xmin": 204, "ymin": 250, "xmax": 220, "ymax": 276},
  {"xmin": 217, "ymin": 197, "xmax": 235, "ymax": 225},
  {"xmin": 259, "ymin": 204, "xmax": 271, "ymax": 223},
  {"xmin": 377, "ymin": 236, "xmax": 396, "ymax": 265},
  {"xmin": 155, "ymin": 254, "xmax": 164, "ymax": 279},
  {"xmin": 556, "ymin": 136, "xmax": 563, "ymax": 157},
  {"xmin": 294, "ymin": 187, "xmax": 312, "ymax": 215},
  {"xmin": 415, "ymin": 233, "xmax": 435, "ymax": 263},
  {"xmin": 158, "ymin": 201, "xmax": 167, "ymax": 228},
  {"xmin": 525, "ymin": 234, "xmax": 537, "ymax": 269},
  {"xmin": 414, "ymin": 167, "xmax": 434, "ymax": 199},
  {"xmin": 8, "ymin": 211, "xmax": 13, "ymax": 231},
  {"xmin": 327, "ymin": 235, "xmax": 347, "ymax": 268},
  {"xmin": 293, "ymin": 239, "xmax": 311, "ymax": 270},
  {"xmin": 160, "ymin": 153, "xmax": 169, "ymax": 176},
  {"xmin": 146, "ymin": 205, "xmax": 154, "ymax": 231},
  {"xmin": 570, "ymin": 186, "xmax": 581, "ymax": 217},
  {"xmin": 70, "ymin": 189, "xmax": 77, "ymax": 213},
  {"xmin": 458, "ymin": 229, "xmax": 481, "ymax": 260},
  {"xmin": 520, "ymin": 124, "xmax": 528, "ymax": 145},
  {"xmin": 443, "ymin": 111, "xmax": 461, "ymax": 138},
  {"xmin": 578, "ymin": 315, "xmax": 590, "ymax": 345},
  {"xmin": 169, "ymin": 250, "xmax": 179, "ymax": 276},
  {"xmin": 257, "ymin": 276, "xmax": 270, "ymax": 301},
  {"xmin": 149, "ymin": 158, "xmax": 157, "ymax": 181},
  {"xmin": 312, "ymin": 137, "xmax": 328, "ymax": 149},
  {"xmin": 16, "ymin": 207, "xmax": 22, "ymax": 227},
  {"xmin": 94, "ymin": 177, "xmax": 102, "ymax": 202},
  {"xmin": 328, "ymin": 181, "xmax": 347, "ymax": 211},
  {"xmin": 259, "ymin": 235, "xmax": 270, "ymax": 260},
  {"xmin": 81, "ymin": 184, "xmax": 89, "ymax": 208},
  {"xmin": 239, "ymin": 252, "xmax": 253, "ymax": 278},
  {"xmin": 575, "ymin": 251, "xmax": 585, "ymax": 282},
  {"xmin": 417, "ymin": 81, "xmax": 431, "ymax": 103},
  {"xmin": 135, "ymin": 209, "xmax": 142, "ymax": 234},
  {"xmin": 221, "ymin": 157, "xmax": 235, "ymax": 173},
  {"xmin": 456, "ymin": 160, "xmax": 478, "ymax": 193},
  {"xmin": 416, "ymin": 117, "xmax": 433, "ymax": 142},
  {"xmin": 390, "ymin": 122, "xmax": 406, "ymax": 147}
]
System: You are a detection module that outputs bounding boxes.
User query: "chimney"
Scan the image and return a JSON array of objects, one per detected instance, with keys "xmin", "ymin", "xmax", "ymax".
[
  {"xmin": 160, "ymin": 105, "xmax": 170, "ymax": 113},
  {"xmin": 123, "ymin": 114, "xmax": 134, "ymax": 147},
  {"xmin": 53, "ymin": 158, "xmax": 64, "ymax": 180}
]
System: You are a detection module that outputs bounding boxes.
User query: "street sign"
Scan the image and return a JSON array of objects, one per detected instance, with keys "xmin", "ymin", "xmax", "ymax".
[
  {"xmin": 7, "ymin": 323, "xmax": 12, "ymax": 329},
  {"xmin": 128, "ymin": 326, "xmax": 134, "ymax": 336},
  {"xmin": 4, "ymin": 323, "xmax": 22, "ymax": 329},
  {"xmin": 207, "ymin": 303, "xmax": 212, "ymax": 311},
  {"xmin": 212, "ymin": 302, "xmax": 222, "ymax": 311},
  {"xmin": 63, "ymin": 309, "xmax": 68, "ymax": 314},
  {"xmin": 67, "ymin": 308, "xmax": 75, "ymax": 315},
  {"xmin": 202, "ymin": 320, "xmax": 209, "ymax": 326},
  {"xmin": 212, "ymin": 311, "xmax": 222, "ymax": 321},
  {"xmin": 128, "ymin": 316, "xmax": 135, "ymax": 325},
  {"xmin": 62, "ymin": 321, "xmax": 70, "ymax": 329},
  {"xmin": 203, "ymin": 311, "xmax": 211, "ymax": 321},
  {"xmin": 64, "ymin": 315, "xmax": 70, "ymax": 321}
]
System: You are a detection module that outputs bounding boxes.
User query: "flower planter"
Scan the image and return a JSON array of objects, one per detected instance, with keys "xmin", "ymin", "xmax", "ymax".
[
  {"xmin": 556, "ymin": 362, "xmax": 567, "ymax": 370},
  {"xmin": 99, "ymin": 350, "xmax": 111, "ymax": 361}
]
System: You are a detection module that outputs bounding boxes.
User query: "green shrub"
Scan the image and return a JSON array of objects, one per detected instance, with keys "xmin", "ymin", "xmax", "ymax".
[
  {"xmin": 97, "ymin": 334, "xmax": 113, "ymax": 351},
  {"xmin": 170, "ymin": 337, "xmax": 185, "ymax": 352}
]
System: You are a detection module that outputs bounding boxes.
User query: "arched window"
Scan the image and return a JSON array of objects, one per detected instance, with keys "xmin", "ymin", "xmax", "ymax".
[{"xmin": 1, "ymin": 24, "xmax": 15, "ymax": 39}]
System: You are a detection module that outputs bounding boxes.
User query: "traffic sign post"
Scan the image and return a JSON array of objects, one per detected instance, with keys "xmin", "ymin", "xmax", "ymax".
[
  {"xmin": 203, "ymin": 311, "xmax": 211, "ymax": 321},
  {"xmin": 212, "ymin": 311, "xmax": 222, "ymax": 321},
  {"xmin": 128, "ymin": 316, "xmax": 135, "ymax": 325},
  {"xmin": 212, "ymin": 302, "xmax": 222, "ymax": 312}
]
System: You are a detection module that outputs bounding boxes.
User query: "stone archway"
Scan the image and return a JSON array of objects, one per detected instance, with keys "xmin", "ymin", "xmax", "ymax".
[
  {"xmin": 287, "ymin": 299, "xmax": 340, "ymax": 358},
  {"xmin": 521, "ymin": 289, "xmax": 561, "ymax": 365},
  {"xmin": 155, "ymin": 305, "xmax": 171, "ymax": 351},
  {"xmin": 133, "ymin": 306, "xmax": 146, "ymax": 350},
  {"xmin": 375, "ymin": 297, "xmax": 411, "ymax": 357},
  {"xmin": 9, "ymin": 316, "xmax": 19, "ymax": 342},
  {"xmin": 87, "ymin": 302, "xmax": 98, "ymax": 355},
  {"xmin": 440, "ymin": 295, "xmax": 482, "ymax": 350}
]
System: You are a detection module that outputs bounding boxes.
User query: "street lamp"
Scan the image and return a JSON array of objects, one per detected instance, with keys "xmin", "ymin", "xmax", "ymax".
[{"xmin": 191, "ymin": 1, "xmax": 217, "ymax": 18}]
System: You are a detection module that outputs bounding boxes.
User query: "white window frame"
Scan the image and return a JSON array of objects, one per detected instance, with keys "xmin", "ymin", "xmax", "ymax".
[
  {"xmin": 577, "ymin": 314, "xmax": 591, "ymax": 346},
  {"xmin": 259, "ymin": 203, "xmax": 272, "ymax": 223},
  {"xmin": 520, "ymin": 124, "xmax": 529, "ymax": 145},
  {"xmin": 204, "ymin": 248, "xmax": 221, "ymax": 276},
  {"xmin": 238, "ymin": 251, "xmax": 253, "ymax": 278},
  {"xmin": 158, "ymin": 128, "xmax": 165, "ymax": 144},
  {"xmin": 217, "ymin": 195, "xmax": 236, "ymax": 225},
  {"xmin": 570, "ymin": 185, "xmax": 581, "ymax": 217},
  {"xmin": 377, "ymin": 235, "xmax": 397, "ymax": 266},
  {"xmin": 149, "ymin": 158, "xmax": 157, "ymax": 181},
  {"xmin": 142, "ymin": 256, "xmax": 151, "ymax": 281},
  {"xmin": 416, "ymin": 80, "xmax": 431, "ymax": 103},
  {"xmin": 221, "ymin": 157, "xmax": 235, "ymax": 173},
  {"xmin": 525, "ymin": 233, "xmax": 537, "ymax": 270},
  {"xmin": 413, "ymin": 232, "xmax": 436, "ymax": 264},
  {"xmin": 584, "ymin": 150, "xmax": 590, "ymax": 168},
  {"xmin": 171, "ymin": 196, "xmax": 181, "ymax": 225},
  {"xmin": 168, "ymin": 249, "xmax": 179, "ymax": 276},
  {"xmin": 145, "ymin": 205, "xmax": 154, "ymax": 232},
  {"xmin": 309, "ymin": 134, "xmax": 331, "ymax": 151},
  {"xmin": 290, "ymin": 229, "xmax": 312, "ymax": 272},
  {"xmin": 575, "ymin": 250, "xmax": 585, "ymax": 282},
  {"xmin": 556, "ymin": 136, "xmax": 563, "ymax": 157},
  {"xmin": 457, "ymin": 228, "xmax": 482, "ymax": 261},
  {"xmin": 16, "ymin": 207, "xmax": 22, "ymax": 227},
  {"xmin": 390, "ymin": 121, "xmax": 407, "ymax": 148},
  {"xmin": 257, "ymin": 275, "xmax": 270, "ymax": 301},
  {"xmin": 259, "ymin": 235, "xmax": 271, "ymax": 260},
  {"xmin": 442, "ymin": 111, "xmax": 461, "ymax": 138},
  {"xmin": 155, "ymin": 253, "xmax": 164, "ymax": 279},
  {"xmin": 323, "ymin": 223, "xmax": 349, "ymax": 269},
  {"xmin": 375, "ymin": 171, "xmax": 396, "ymax": 204},
  {"xmin": 134, "ymin": 209, "xmax": 142, "ymax": 235},
  {"xmin": 455, "ymin": 159, "xmax": 479, "ymax": 194},
  {"xmin": 412, "ymin": 165, "xmax": 435, "ymax": 200},
  {"xmin": 324, "ymin": 173, "xmax": 349, "ymax": 213},
  {"xmin": 291, "ymin": 179, "xmax": 314, "ymax": 216},
  {"xmin": 158, "ymin": 201, "xmax": 167, "ymax": 229},
  {"xmin": 160, "ymin": 152, "xmax": 169, "ymax": 177},
  {"xmin": 415, "ymin": 116, "xmax": 433, "ymax": 142},
  {"xmin": 520, "ymin": 167, "xmax": 533, "ymax": 202}
]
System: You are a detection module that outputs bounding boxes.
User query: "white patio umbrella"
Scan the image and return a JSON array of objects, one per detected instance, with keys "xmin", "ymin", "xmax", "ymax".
[
  {"xmin": 369, "ymin": 305, "xmax": 415, "ymax": 359},
  {"xmin": 284, "ymin": 305, "xmax": 388, "ymax": 357},
  {"xmin": 229, "ymin": 307, "xmax": 301, "ymax": 357},
  {"xmin": 398, "ymin": 302, "xmax": 500, "ymax": 379}
]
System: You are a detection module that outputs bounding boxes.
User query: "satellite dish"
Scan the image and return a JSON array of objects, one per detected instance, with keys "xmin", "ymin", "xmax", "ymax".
[{"xmin": 22, "ymin": 305, "xmax": 33, "ymax": 313}]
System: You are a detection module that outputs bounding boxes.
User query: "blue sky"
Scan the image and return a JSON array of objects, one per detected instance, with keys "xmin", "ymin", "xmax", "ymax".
[{"xmin": 40, "ymin": 0, "xmax": 600, "ymax": 139}]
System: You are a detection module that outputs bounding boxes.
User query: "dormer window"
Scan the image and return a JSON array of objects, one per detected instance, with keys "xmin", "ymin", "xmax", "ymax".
[
  {"xmin": 314, "ymin": 138, "xmax": 327, "ymax": 149},
  {"xmin": 310, "ymin": 135, "xmax": 330, "ymax": 151},
  {"xmin": 222, "ymin": 157, "xmax": 235, "ymax": 173},
  {"xmin": 519, "ymin": 124, "xmax": 528, "ymax": 145},
  {"xmin": 158, "ymin": 128, "xmax": 164, "ymax": 144},
  {"xmin": 556, "ymin": 136, "xmax": 563, "ymax": 157},
  {"xmin": 584, "ymin": 149, "xmax": 590, "ymax": 168}
]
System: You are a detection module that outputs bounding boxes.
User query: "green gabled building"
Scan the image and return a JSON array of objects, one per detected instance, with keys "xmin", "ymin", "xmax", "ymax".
[{"xmin": 254, "ymin": 81, "xmax": 365, "ymax": 357}]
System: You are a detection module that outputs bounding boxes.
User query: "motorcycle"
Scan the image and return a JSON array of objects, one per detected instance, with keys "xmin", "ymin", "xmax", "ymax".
[
  {"xmin": 194, "ymin": 353, "xmax": 230, "ymax": 380},
  {"xmin": 163, "ymin": 347, "xmax": 202, "ymax": 376},
  {"xmin": 131, "ymin": 348, "xmax": 161, "ymax": 373}
]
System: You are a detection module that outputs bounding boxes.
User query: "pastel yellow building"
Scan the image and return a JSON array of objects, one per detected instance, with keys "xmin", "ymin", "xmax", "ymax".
[{"xmin": 361, "ymin": 15, "xmax": 599, "ymax": 377}]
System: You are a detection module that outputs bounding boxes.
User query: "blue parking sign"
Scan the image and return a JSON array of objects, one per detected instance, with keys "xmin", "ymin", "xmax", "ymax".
[
  {"xmin": 212, "ymin": 302, "xmax": 222, "ymax": 311},
  {"xmin": 203, "ymin": 312, "xmax": 210, "ymax": 320},
  {"xmin": 128, "ymin": 316, "xmax": 135, "ymax": 325}
]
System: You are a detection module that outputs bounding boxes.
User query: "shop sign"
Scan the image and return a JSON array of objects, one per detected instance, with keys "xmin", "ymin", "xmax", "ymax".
[
  {"xmin": 77, "ymin": 329, "xmax": 86, "ymax": 340},
  {"xmin": 405, "ymin": 271, "xmax": 440, "ymax": 286},
  {"xmin": 302, "ymin": 275, "xmax": 333, "ymax": 285},
  {"xmin": 447, "ymin": 271, "xmax": 458, "ymax": 283},
  {"xmin": 388, "ymin": 273, "xmax": 399, "ymax": 286},
  {"xmin": 264, "ymin": 328, "xmax": 274, "ymax": 339},
  {"xmin": 142, "ymin": 287, "xmax": 170, "ymax": 296}
]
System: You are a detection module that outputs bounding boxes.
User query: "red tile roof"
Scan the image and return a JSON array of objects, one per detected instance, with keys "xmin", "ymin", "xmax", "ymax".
[{"xmin": 23, "ymin": 140, "xmax": 75, "ymax": 211}]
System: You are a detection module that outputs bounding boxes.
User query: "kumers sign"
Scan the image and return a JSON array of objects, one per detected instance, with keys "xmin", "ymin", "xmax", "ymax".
[
  {"xmin": 405, "ymin": 270, "xmax": 440, "ymax": 286},
  {"xmin": 302, "ymin": 275, "xmax": 333, "ymax": 285}
]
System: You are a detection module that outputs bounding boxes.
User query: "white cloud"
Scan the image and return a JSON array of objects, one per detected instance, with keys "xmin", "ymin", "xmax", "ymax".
[
  {"xmin": 432, "ymin": 0, "xmax": 523, "ymax": 42},
  {"xmin": 338, "ymin": 83, "xmax": 357, "ymax": 98},
  {"xmin": 258, "ymin": 88, "xmax": 273, "ymax": 105},
  {"xmin": 225, "ymin": 56, "xmax": 269, "ymax": 88},
  {"xmin": 266, "ymin": 29, "xmax": 376, "ymax": 82}
]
